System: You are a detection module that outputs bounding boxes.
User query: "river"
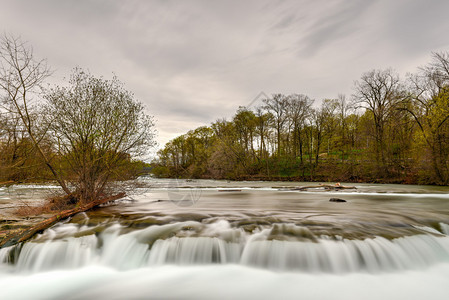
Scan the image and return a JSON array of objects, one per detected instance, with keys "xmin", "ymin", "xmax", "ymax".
[{"xmin": 1, "ymin": 178, "xmax": 449, "ymax": 299}]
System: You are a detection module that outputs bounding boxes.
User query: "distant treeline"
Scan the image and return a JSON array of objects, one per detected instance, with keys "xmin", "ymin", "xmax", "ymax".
[{"xmin": 152, "ymin": 52, "xmax": 449, "ymax": 185}]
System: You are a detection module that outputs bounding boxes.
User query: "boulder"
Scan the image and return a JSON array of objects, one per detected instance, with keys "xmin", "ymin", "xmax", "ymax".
[{"xmin": 329, "ymin": 198, "xmax": 347, "ymax": 203}]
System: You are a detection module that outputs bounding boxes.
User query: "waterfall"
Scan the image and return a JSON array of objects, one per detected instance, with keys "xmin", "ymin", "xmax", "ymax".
[{"xmin": 2, "ymin": 221, "xmax": 449, "ymax": 274}]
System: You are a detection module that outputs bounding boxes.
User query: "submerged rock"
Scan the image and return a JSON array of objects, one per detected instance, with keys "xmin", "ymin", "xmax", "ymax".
[{"xmin": 329, "ymin": 198, "xmax": 347, "ymax": 203}]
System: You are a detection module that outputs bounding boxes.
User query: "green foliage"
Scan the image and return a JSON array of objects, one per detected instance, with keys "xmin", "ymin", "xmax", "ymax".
[{"xmin": 43, "ymin": 69, "xmax": 156, "ymax": 201}]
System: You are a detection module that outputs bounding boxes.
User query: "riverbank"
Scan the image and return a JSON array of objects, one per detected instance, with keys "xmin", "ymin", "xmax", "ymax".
[{"xmin": 154, "ymin": 173, "xmax": 429, "ymax": 186}]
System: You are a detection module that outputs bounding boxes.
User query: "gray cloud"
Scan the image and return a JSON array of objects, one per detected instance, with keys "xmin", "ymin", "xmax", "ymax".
[
  {"xmin": 297, "ymin": 1, "xmax": 373, "ymax": 56},
  {"xmin": 381, "ymin": 0, "xmax": 449, "ymax": 53}
]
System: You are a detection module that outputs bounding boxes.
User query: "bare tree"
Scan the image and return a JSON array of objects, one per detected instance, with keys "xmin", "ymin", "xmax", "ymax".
[
  {"xmin": 263, "ymin": 94, "xmax": 289, "ymax": 157},
  {"xmin": 1, "ymin": 35, "xmax": 156, "ymax": 202},
  {"xmin": 335, "ymin": 94, "xmax": 354, "ymax": 162},
  {"xmin": 353, "ymin": 68, "xmax": 404, "ymax": 175},
  {"xmin": 310, "ymin": 100, "xmax": 336, "ymax": 170},
  {"xmin": 254, "ymin": 106, "xmax": 272, "ymax": 158},
  {"xmin": 0, "ymin": 34, "xmax": 71, "ymax": 194},
  {"xmin": 44, "ymin": 68, "xmax": 156, "ymax": 203},
  {"xmin": 287, "ymin": 94, "xmax": 313, "ymax": 173}
]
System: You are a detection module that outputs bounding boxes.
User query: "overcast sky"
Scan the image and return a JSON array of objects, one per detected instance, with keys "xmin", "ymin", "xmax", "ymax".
[{"xmin": 1, "ymin": 0, "xmax": 449, "ymax": 151}]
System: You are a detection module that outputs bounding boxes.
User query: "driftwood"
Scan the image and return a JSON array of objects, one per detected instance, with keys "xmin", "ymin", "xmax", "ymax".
[
  {"xmin": 284, "ymin": 184, "xmax": 356, "ymax": 191},
  {"xmin": 0, "ymin": 192, "xmax": 125, "ymax": 249}
]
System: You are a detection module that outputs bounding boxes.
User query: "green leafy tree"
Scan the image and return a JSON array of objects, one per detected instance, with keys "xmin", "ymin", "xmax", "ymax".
[
  {"xmin": 44, "ymin": 69, "xmax": 156, "ymax": 202},
  {"xmin": 404, "ymin": 52, "xmax": 449, "ymax": 184}
]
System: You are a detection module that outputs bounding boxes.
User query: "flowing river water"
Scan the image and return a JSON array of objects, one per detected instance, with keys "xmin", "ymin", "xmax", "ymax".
[{"xmin": 1, "ymin": 178, "xmax": 449, "ymax": 299}]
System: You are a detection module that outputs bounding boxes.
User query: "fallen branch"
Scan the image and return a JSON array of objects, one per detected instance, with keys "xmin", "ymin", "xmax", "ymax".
[
  {"xmin": 0, "ymin": 192, "xmax": 125, "ymax": 249},
  {"xmin": 290, "ymin": 184, "xmax": 356, "ymax": 191}
]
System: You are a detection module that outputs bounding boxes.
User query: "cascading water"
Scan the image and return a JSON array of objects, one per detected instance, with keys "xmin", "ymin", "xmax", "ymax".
[
  {"xmin": 1, "ymin": 179, "xmax": 449, "ymax": 299},
  {"xmin": 2, "ymin": 220, "xmax": 449, "ymax": 274}
]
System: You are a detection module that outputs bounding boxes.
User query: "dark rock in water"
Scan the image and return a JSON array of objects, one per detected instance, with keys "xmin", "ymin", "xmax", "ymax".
[{"xmin": 329, "ymin": 198, "xmax": 347, "ymax": 203}]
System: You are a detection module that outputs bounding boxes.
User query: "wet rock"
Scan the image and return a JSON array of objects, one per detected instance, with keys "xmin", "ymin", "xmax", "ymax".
[
  {"xmin": 268, "ymin": 223, "xmax": 318, "ymax": 242},
  {"xmin": 329, "ymin": 198, "xmax": 347, "ymax": 203}
]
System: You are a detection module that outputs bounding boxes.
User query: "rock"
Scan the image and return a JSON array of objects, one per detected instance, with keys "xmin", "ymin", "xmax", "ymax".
[{"xmin": 329, "ymin": 198, "xmax": 347, "ymax": 203}]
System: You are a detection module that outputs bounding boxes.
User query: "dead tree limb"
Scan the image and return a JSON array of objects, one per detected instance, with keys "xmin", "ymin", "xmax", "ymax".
[{"xmin": 290, "ymin": 184, "xmax": 356, "ymax": 191}]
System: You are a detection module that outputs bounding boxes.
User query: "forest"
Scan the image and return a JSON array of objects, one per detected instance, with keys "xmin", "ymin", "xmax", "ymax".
[{"xmin": 152, "ymin": 52, "xmax": 449, "ymax": 185}]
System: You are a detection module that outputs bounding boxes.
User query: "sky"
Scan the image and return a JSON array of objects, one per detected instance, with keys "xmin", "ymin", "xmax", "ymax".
[{"xmin": 1, "ymin": 0, "xmax": 449, "ymax": 153}]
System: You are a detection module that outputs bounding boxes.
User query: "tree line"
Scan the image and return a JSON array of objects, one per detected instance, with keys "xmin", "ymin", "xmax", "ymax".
[
  {"xmin": 0, "ymin": 35, "xmax": 155, "ymax": 204},
  {"xmin": 152, "ymin": 52, "xmax": 449, "ymax": 185}
]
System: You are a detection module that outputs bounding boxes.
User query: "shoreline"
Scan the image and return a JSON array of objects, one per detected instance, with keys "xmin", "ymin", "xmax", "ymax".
[{"xmin": 152, "ymin": 175, "xmax": 445, "ymax": 186}]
